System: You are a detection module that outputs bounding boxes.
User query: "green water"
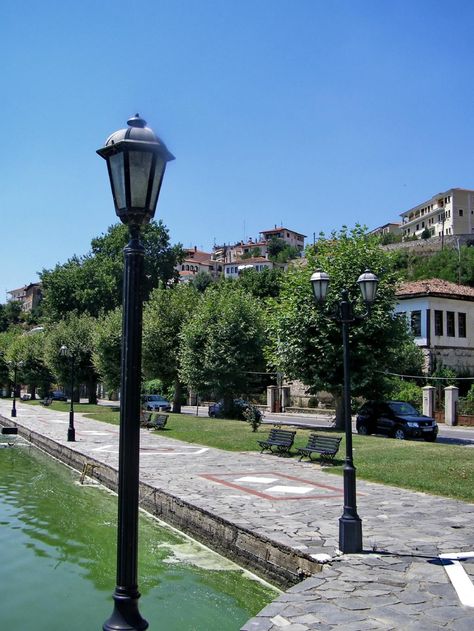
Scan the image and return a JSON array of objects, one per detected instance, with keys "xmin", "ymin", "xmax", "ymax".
[{"xmin": 0, "ymin": 442, "xmax": 276, "ymax": 630}]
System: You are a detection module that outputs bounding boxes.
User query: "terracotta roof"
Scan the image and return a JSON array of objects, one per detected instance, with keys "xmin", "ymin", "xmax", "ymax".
[
  {"xmin": 396, "ymin": 279, "xmax": 474, "ymax": 300},
  {"xmin": 183, "ymin": 249, "xmax": 213, "ymax": 263},
  {"xmin": 260, "ymin": 227, "xmax": 307, "ymax": 237},
  {"xmin": 226, "ymin": 257, "xmax": 271, "ymax": 266}
]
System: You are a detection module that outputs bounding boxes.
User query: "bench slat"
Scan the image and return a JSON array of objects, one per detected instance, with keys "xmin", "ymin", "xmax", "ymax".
[{"xmin": 297, "ymin": 434, "xmax": 341, "ymax": 462}]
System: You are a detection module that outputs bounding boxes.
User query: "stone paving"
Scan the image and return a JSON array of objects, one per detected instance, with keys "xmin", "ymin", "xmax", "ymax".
[{"xmin": 1, "ymin": 399, "xmax": 473, "ymax": 630}]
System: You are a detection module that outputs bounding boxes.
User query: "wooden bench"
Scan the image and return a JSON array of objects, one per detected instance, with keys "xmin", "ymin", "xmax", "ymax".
[
  {"xmin": 141, "ymin": 412, "xmax": 168, "ymax": 430},
  {"xmin": 296, "ymin": 434, "xmax": 342, "ymax": 463},
  {"xmin": 257, "ymin": 428, "xmax": 296, "ymax": 456}
]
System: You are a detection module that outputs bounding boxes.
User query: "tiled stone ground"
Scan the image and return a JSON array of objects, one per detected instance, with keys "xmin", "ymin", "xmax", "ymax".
[{"xmin": 1, "ymin": 399, "xmax": 473, "ymax": 629}]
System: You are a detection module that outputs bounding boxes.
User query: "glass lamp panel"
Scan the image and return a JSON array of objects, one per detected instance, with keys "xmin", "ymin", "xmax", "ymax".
[
  {"xmin": 109, "ymin": 153, "xmax": 126, "ymax": 210},
  {"xmin": 148, "ymin": 159, "xmax": 166, "ymax": 214},
  {"xmin": 129, "ymin": 151, "xmax": 153, "ymax": 209},
  {"xmin": 310, "ymin": 270, "xmax": 330, "ymax": 303},
  {"xmin": 357, "ymin": 271, "xmax": 378, "ymax": 304}
]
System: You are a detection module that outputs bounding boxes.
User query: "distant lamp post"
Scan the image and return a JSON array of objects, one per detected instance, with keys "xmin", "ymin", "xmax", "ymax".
[
  {"xmin": 8, "ymin": 360, "xmax": 24, "ymax": 418},
  {"xmin": 98, "ymin": 114, "xmax": 174, "ymax": 631},
  {"xmin": 60, "ymin": 345, "xmax": 76, "ymax": 442},
  {"xmin": 310, "ymin": 268, "xmax": 378, "ymax": 553}
]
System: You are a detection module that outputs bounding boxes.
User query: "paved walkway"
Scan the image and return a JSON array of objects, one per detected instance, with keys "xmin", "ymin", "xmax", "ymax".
[{"xmin": 1, "ymin": 399, "xmax": 473, "ymax": 630}]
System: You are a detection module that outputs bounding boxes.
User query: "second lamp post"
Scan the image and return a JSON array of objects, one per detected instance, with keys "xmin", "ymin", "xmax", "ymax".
[
  {"xmin": 310, "ymin": 268, "xmax": 378, "ymax": 553},
  {"xmin": 60, "ymin": 345, "xmax": 76, "ymax": 442}
]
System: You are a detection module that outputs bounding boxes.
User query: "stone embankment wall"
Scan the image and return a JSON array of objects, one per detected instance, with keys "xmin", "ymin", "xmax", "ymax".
[{"xmin": 382, "ymin": 233, "xmax": 474, "ymax": 255}]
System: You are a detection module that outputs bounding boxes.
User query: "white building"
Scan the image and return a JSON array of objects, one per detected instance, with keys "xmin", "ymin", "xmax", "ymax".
[
  {"xmin": 400, "ymin": 188, "xmax": 474, "ymax": 240},
  {"xmin": 395, "ymin": 279, "xmax": 474, "ymax": 373},
  {"xmin": 223, "ymin": 257, "xmax": 275, "ymax": 279}
]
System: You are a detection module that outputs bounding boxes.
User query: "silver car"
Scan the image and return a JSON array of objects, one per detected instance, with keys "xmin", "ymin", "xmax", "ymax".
[{"xmin": 142, "ymin": 394, "xmax": 171, "ymax": 412}]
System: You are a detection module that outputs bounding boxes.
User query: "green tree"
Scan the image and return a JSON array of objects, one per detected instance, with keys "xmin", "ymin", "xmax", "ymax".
[
  {"xmin": 40, "ymin": 221, "xmax": 183, "ymax": 320},
  {"xmin": 143, "ymin": 284, "xmax": 200, "ymax": 412},
  {"xmin": 235, "ymin": 267, "xmax": 284, "ymax": 299},
  {"xmin": 267, "ymin": 237, "xmax": 300, "ymax": 263},
  {"xmin": 267, "ymin": 226, "xmax": 424, "ymax": 428},
  {"xmin": 5, "ymin": 332, "xmax": 53, "ymax": 399},
  {"xmin": 44, "ymin": 314, "xmax": 99, "ymax": 403},
  {"xmin": 179, "ymin": 285, "xmax": 266, "ymax": 414},
  {"xmin": 190, "ymin": 271, "xmax": 214, "ymax": 293},
  {"xmin": 92, "ymin": 308, "xmax": 122, "ymax": 398}
]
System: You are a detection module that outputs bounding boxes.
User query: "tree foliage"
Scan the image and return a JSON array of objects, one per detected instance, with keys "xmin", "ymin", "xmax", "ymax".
[
  {"xmin": 143, "ymin": 284, "xmax": 200, "ymax": 412},
  {"xmin": 44, "ymin": 314, "xmax": 99, "ymax": 402},
  {"xmin": 40, "ymin": 221, "xmax": 183, "ymax": 320},
  {"xmin": 394, "ymin": 245, "xmax": 474, "ymax": 286},
  {"xmin": 235, "ymin": 267, "xmax": 284, "ymax": 299},
  {"xmin": 267, "ymin": 226, "xmax": 424, "ymax": 427},
  {"xmin": 5, "ymin": 332, "xmax": 53, "ymax": 398},
  {"xmin": 92, "ymin": 308, "xmax": 122, "ymax": 396},
  {"xmin": 179, "ymin": 284, "xmax": 266, "ymax": 410}
]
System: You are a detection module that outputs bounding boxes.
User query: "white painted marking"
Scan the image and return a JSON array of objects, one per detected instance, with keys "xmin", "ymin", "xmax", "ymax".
[
  {"xmin": 267, "ymin": 485, "xmax": 314, "ymax": 495},
  {"xmin": 81, "ymin": 431, "xmax": 110, "ymax": 436},
  {"xmin": 91, "ymin": 445, "xmax": 209, "ymax": 456},
  {"xmin": 439, "ymin": 552, "xmax": 474, "ymax": 607},
  {"xmin": 48, "ymin": 420, "xmax": 68, "ymax": 424},
  {"xmin": 91, "ymin": 445, "xmax": 116, "ymax": 452},
  {"xmin": 235, "ymin": 476, "xmax": 279, "ymax": 484}
]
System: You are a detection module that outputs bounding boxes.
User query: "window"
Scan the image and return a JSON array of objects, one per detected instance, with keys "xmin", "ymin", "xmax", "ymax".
[
  {"xmin": 458, "ymin": 313, "xmax": 466, "ymax": 338},
  {"xmin": 434, "ymin": 310, "xmax": 443, "ymax": 336},
  {"xmin": 447, "ymin": 311, "xmax": 455, "ymax": 337},
  {"xmin": 411, "ymin": 311, "xmax": 422, "ymax": 337},
  {"xmin": 459, "ymin": 209, "xmax": 464, "ymax": 217}
]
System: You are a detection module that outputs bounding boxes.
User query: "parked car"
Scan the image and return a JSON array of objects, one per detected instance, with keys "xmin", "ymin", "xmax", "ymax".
[
  {"xmin": 208, "ymin": 399, "xmax": 262, "ymax": 421},
  {"xmin": 141, "ymin": 394, "xmax": 171, "ymax": 412},
  {"xmin": 356, "ymin": 400, "xmax": 438, "ymax": 441},
  {"xmin": 49, "ymin": 390, "xmax": 68, "ymax": 402}
]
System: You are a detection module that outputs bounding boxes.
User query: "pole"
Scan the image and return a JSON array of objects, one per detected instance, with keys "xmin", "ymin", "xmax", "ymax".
[
  {"xmin": 67, "ymin": 355, "xmax": 75, "ymax": 442},
  {"xmin": 103, "ymin": 225, "xmax": 148, "ymax": 631},
  {"xmin": 338, "ymin": 292, "xmax": 362, "ymax": 553},
  {"xmin": 11, "ymin": 366, "xmax": 17, "ymax": 418}
]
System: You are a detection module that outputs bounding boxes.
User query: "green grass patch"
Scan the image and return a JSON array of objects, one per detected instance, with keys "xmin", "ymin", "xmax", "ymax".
[
  {"xmin": 77, "ymin": 408, "xmax": 474, "ymax": 503},
  {"xmin": 22, "ymin": 399, "xmax": 119, "ymax": 415}
]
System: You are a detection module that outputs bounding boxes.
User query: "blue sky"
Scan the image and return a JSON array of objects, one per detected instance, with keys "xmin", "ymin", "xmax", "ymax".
[{"xmin": 2, "ymin": 0, "xmax": 474, "ymax": 301}]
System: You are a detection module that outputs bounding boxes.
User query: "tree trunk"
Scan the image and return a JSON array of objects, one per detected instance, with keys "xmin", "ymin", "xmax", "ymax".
[
  {"xmin": 333, "ymin": 391, "xmax": 345, "ymax": 430},
  {"xmin": 87, "ymin": 380, "xmax": 98, "ymax": 404},
  {"xmin": 172, "ymin": 379, "xmax": 182, "ymax": 414}
]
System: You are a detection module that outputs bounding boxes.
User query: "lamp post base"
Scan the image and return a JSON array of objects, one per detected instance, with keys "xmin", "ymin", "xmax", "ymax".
[
  {"xmin": 11, "ymin": 408, "xmax": 16, "ymax": 418},
  {"xmin": 339, "ymin": 515, "xmax": 363, "ymax": 553},
  {"xmin": 103, "ymin": 591, "xmax": 148, "ymax": 631},
  {"xmin": 67, "ymin": 428, "xmax": 75, "ymax": 442}
]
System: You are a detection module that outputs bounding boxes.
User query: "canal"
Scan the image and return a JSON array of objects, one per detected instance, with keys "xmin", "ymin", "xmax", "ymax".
[{"xmin": 0, "ymin": 440, "xmax": 277, "ymax": 630}]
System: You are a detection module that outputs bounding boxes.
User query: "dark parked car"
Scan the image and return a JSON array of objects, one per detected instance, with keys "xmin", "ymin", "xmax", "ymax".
[
  {"xmin": 208, "ymin": 399, "xmax": 262, "ymax": 421},
  {"xmin": 49, "ymin": 390, "xmax": 68, "ymax": 402},
  {"xmin": 356, "ymin": 400, "xmax": 438, "ymax": 441},
  {"xmin": 141, "ymin": 394, "xmax": 171, "ymax": 412}
]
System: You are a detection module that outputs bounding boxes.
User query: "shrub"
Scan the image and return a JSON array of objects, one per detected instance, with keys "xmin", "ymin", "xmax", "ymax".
[
  {"xmin": 243, "ymin": 404, "xmax": 263, "ymax": 432},
  {"xmin": 387, "ymin": 378, "xmax": 423, "ymax": 409}
]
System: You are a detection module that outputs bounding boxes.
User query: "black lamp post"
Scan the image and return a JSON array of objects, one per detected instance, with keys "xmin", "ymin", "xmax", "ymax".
[
  {"xmin": 60, "ymin": 345, "xmax": 76, "ymax": 442},
  {"xmin": 98, "ymin": 114, "xmax": 174, "ymax": 631},
  {"xmin": 310, "ymin": 268, "xmax": 378, "ymax": 553},
  {"xmin": 8, "ymin": 360, "xmax": 23, "ymax": 418}
]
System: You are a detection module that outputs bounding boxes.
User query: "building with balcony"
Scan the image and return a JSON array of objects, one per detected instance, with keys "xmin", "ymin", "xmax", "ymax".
[
  {"xmin": 400, "ymin": 188, "xmax": 474, "ymax": 240},
  {"xmin": 177, "ymin": 247, "xmax": 222, "ymax": 282}
]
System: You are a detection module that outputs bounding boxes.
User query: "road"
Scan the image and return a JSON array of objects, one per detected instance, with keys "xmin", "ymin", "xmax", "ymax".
[{"xmin": 180, "ymin": 405, "xmax": 474, "ymax": 445}]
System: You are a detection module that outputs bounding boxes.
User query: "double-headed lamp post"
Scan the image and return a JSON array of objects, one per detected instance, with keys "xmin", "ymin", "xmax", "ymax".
[
  {"xmin": 8, "ymin": 360, "xmax": 24, "ymax": 418},
  {"xmin": 60, "ymin": 345, "xmax": 76, "ymax": 442},
  {"xmin": 98, "ymin": 114, "xmax": 174, "ymax": 631},
  {"xmin": 310, "ymin": 269, "xmax": 378, "ymax": 553}
]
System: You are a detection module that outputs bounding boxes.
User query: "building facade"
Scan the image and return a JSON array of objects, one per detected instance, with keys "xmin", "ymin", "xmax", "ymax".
[
  {"xmin": 400, "ymin": 188, "xmax": 474, "ymax": 240},
  {"xmin": 7, "ymin": 283, "xmax": 42, "ymax": 312},
  {"xmin": 395, "ymin": 279, "xmax": 474, "ymax": 373}
]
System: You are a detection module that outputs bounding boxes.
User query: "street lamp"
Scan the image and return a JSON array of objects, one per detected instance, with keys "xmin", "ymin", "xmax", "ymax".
[
  {"xmin": 310, "ymin": 268, "xmax": 378, "ymax": 553},
  {"xmin": 8, "ymin": 360, "xmax": 24, "ymax": 418},
  {"xmin": 60, "ymin": 345, "xmax": 76, "ymax": 442},
  {"xmin": 98, "ymin": 114, "xmax": 174, "ymax": 631}
]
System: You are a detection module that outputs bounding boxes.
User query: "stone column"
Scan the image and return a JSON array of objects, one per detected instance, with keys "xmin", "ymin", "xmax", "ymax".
[
  {"xmin": 422, "ymin": 386, "xmax": 436, "ymax": 417},
  {"xmin": 281, "ymin": 386, "xmax": 290, "ymax": 412},
  {"xmin": 444, "ymin": 385, "xmax": 459, "ymax": 426},
  {"xmin": 267, "ymin": 385, "xmax": 278, "ymax": 413}
]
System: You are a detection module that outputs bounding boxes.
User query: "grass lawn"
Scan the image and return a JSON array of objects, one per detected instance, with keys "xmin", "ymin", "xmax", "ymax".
[{"xmin": 76, "ymin": 407, "xmax": 474, "ymax": 503}]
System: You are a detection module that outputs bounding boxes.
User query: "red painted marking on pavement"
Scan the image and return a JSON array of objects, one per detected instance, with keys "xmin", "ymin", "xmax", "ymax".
[{"xmin": 199, "ymin": 471, "xmax": 344, "ymax": 501}]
